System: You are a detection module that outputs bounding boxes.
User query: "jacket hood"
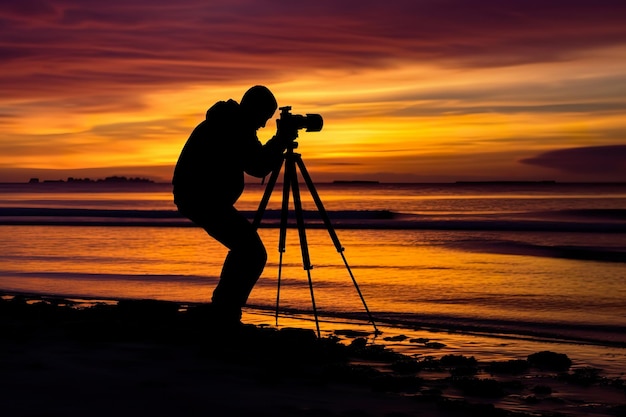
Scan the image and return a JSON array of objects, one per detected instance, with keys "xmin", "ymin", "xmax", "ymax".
[{"xmin": 206, "ymin": 99, "xmax": 239, "ymax": 120}]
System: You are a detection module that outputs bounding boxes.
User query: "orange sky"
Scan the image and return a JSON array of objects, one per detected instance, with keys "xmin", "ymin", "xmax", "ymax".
[{"xmin": 1, "ymin": 1, "xmax": 626, "ymax": 183}]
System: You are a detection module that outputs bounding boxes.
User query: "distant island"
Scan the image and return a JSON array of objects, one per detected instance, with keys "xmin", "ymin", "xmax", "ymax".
[
  {"xmin": 455, "ymin": 180, "xmax": 557, "ymax": 185},
  {"xmin": 28, "ymin": 176, "xmax": 155, "ymax": 184},
  {"xmin": 332, "ymin": 180, "xmax": 380, "ymax": 184}
]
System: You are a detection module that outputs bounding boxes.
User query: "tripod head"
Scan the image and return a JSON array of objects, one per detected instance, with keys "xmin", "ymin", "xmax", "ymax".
[{"xmin": 285, "ymin": 139, "xmax": 299, "ymax": 153}]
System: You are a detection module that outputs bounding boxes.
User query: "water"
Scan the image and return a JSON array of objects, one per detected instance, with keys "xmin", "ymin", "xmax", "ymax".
[{"xmin": 1, "ymin": 181, "xmax": 625, "ymax": 377}]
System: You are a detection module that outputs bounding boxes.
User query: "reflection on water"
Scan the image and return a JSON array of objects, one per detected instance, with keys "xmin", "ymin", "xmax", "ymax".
[
  {"xmin": 2, "ymin": 225, "xmax": 624, "ymax": 335},
  {"xmin": 1, "ymin": 182, "xmax": 625, "ymax": 379}
]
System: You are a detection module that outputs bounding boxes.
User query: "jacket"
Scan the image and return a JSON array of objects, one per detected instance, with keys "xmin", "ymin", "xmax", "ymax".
[{"xmin": 172, "ymin": 99, "xmax": 285, "ymax": 208}]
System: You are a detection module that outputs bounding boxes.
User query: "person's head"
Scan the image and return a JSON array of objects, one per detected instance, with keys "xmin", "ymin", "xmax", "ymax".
[{"xmin": 240, "ymin": 85, "xmax": 278, "ymax": 130}]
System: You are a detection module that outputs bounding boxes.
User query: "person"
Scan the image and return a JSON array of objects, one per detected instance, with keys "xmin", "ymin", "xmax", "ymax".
[{"xmin": 172, "ymin": 85, "xmax": 297, "ymax": 327}]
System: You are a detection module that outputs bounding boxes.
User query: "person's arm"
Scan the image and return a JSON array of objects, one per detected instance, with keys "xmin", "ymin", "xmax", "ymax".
[{"xmin": 242, "ymin": 123, "xmax": 298, "ymax": 178}]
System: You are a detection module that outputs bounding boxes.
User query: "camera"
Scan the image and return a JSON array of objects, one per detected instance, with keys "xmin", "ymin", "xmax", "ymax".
[{"xmin": 279, "ymin": 106, "xmax": 323, "ymax": 132}]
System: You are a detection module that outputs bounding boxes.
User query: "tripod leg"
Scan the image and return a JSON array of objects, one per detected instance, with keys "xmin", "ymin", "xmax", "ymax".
[
  {"xmin": 288, "ymin": 160, "xmax": 321, "ymax": 337},
  {"xmin": 289, "ymin": 166, "xmax": 311, "ymax": 270},
  {"xmin": 276, "ymin": 250, "xmax": 284, "ymax": 326},
  {"xmin": 275, "ymin": 160, "xmax": 292, "ymax": 326},
  {"xmin": 295, "ymin": 157, "xmax": 379, "ymax": 334},
  {"xmin": 295, "ymin": 158, "xmax": 343, "ymax": 250},
  {"xmin": 253, "ymin": 160, "xmax": 284, "ymax": 229}
]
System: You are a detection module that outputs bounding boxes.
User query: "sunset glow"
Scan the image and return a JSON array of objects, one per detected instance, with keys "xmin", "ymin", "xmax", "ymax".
[{"xmin": 1, "ymin": 1, "xmax": 626, "ymax": 182}]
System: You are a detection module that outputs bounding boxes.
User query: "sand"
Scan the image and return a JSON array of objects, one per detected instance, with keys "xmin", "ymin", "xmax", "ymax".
[{"xmin": 1, "ymin": 294, "xmax": 624, "ymax": 417}]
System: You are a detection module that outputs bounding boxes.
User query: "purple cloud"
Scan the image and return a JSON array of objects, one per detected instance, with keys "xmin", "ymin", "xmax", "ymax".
[
  {"xmin": 520, "ymin": 145, "xmax": 626, "ymax": 177},
  {"xmin": 2, "ymin": 0, "xmax": 626, "ymax": 101}
]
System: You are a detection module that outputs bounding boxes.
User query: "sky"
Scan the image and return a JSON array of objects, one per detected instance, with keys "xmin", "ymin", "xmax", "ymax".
[{"xmin": 1, "ymin": 0, "xmax": 626, "ymax": 183}]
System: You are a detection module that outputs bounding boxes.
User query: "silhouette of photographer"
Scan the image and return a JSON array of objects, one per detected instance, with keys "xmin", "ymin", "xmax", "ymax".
[{"xmin": 173, "ymin": 85, "xmax": 297, "ymax": 328}]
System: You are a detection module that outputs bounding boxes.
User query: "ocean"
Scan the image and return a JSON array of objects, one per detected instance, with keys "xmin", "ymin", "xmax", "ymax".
[{"xmin": 1, "ymin": 180, "xmax": 625, "ymax": 377}]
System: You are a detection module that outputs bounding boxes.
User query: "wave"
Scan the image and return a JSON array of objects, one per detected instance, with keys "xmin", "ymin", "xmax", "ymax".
[
  {"xmin": 1, "ymin": 207, "xmax": 625, "ymax": 233},
  {"xmin": 346, "ymin": 310, "xmax": 626, "ymax": 348},
  {"xmin": 449, "ymin": 239, "xmax": 626, "ymax": 263},
  {"xmin": 2, "ymin": 270, "xmax": 214, "ymax": 284}
]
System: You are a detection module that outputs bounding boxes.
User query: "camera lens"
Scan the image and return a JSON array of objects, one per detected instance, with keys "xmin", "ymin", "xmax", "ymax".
[{"xmin": 305, "ymin": 114, "xmax": 323, "ymax": 132}]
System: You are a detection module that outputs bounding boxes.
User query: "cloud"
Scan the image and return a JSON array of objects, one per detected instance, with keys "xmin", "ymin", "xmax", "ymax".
[
  {"xmin": 2, "ymin": 0, "xmax": 626, "ymax": 101},
  {"xmin": 520, "ymin": 145, "xmax": 626, "ymax": 177},
  {"xmin": 2, "ymin": 1, "xmax": 626, "ymax": 183}
]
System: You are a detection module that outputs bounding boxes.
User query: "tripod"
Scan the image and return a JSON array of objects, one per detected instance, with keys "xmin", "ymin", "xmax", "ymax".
[{"xmin": 252, "ymin": 143, "xmax": 378, "ymax": 337}]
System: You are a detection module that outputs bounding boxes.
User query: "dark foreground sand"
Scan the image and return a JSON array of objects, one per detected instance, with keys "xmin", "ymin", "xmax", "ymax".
[{"xmin": 1, "ymin": 294, "xmax": 624, "ymax": 417}]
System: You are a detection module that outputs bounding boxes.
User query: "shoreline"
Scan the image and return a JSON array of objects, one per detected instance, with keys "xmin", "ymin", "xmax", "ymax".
[
  {"xmin": 4, "ymin": 288, "xmax": 626, "ymax": 350},
  {"xmin": 2, "ymin": 292, "xmax": 624, "ymax": 417}
]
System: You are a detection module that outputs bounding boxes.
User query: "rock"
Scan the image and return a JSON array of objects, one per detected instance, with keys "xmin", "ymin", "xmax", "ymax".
[{"xmin": 527, "ymin": 351, "xmax": 572, "ymax": 371}]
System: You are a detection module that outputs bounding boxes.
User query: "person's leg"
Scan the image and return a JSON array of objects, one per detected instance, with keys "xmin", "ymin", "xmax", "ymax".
[
  {"xmin": 209, "ymin": 209, "xmax": 267, "ymax": 310},
  {"xmin": 181, "ymin": 205, "xmax": 267, "ymax": 319}
]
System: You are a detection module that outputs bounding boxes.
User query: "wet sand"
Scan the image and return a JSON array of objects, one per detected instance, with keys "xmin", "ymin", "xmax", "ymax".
[{"xmin": 1, "ymin": 293, "xmax": 624, "ymax": 417}]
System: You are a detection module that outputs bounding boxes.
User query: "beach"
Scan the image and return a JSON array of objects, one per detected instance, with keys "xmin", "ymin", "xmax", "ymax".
[
  {"xmin": 1, "ymin": 181, "xmax": 625, "ymax": 416},
  {"xmin": 2, "ymin": 293, "xmax": 625, "ymax": 417}
]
